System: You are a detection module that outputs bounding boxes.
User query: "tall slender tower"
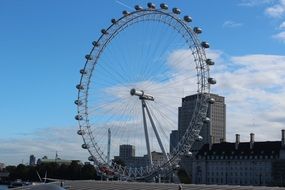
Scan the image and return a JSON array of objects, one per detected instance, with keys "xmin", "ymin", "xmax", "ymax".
[{"xmin": 107, "ymin": 128, "xmax": 111, "ymax": 165}]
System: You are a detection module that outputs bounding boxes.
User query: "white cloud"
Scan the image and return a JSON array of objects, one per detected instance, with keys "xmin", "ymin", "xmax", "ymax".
[
  {"xmin": 0, "ymin": 48, "xmax": 203, "ymax": 166},
  {"xmin": 86, "ymin": 49, "xmax": 285, "ymax": 159},
  {"xmin": 239, "ymin": 0, "xmax": 274, "ymax": 7},
  {"xmin": 223, "ymin": 20, "xmax": 243, "ymax": 28},
  {"xmin": 115, "ymin": 0, "xmax": 132, "ymax": 10},
  {"xmin": 265, "ymin": 0, "xmax": 285, "ymax": 17},
  {"xmin": 212, "ymin": 53, "xmax": 285, "ymax": 142},
  {"xmin": 0, "ymin": 126, "xmax": 89, "ymax": 165},
  {"xmin": 272, "ymin": 31, "xmax": 285, "ymax": 42},
  {"xmin": 280, "ymin": 21, "xmax": 285, "ymax": 28},
  {"xmin": 2, "ymin": 50, "xmax": 285, "ymax": 166},
  {"xmin": 242, "ymin": 1, "xmax": 285, "ymax": 43},
  {"xmin": 84, "ymin": 49, "xmax": 200, "ymax": 159}
]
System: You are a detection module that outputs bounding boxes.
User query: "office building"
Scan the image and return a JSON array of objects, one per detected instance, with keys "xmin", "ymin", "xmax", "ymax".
[
  {"xmin": 178, "ymin": 93, "xmax": 226, "ymax": 152},
  {"xmin": 192, "ymin": 130, "xmax": 285, "ymax": 186},
  {"xmin": 176, "ymin": 93, "xmax": 226, "ymax": 179},
  {"xmin": 151, "ymin": 151, "xmax": 165, "ymax": 166},
  {"xmin": 170, "ymin": 130, "xmax": 179, "ymax": 154},
  {"xmin": 37, "ymin": 155, "xmax": 81, "ymax": 165},
  {"xmin": 0, "ymin": 163, "xmax": 4, "ymax": 171},
  {"xmin": 114, "ymin": 144, "xmax": 148, "ymax": 168},
  {"xmin": 29, "ymin": 154, "xmax": 36, "ymax": 166},
  {"xmin": 119, "ymin": 144, "xmax": 135, "ymax": 158}
]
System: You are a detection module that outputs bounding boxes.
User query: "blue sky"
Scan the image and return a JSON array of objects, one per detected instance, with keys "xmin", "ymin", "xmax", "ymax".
[{"xmin": 0, "ymin": 0, "xmax": 285, "ymax": 165}]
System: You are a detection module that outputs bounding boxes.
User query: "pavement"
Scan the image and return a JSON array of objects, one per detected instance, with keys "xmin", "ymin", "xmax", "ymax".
[{"xmin": 13, "ymin": 180, "xmax": 285, "ymax": 190}]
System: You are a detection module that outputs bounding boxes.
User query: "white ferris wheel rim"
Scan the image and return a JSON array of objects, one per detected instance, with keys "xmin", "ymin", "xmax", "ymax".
[{"xmin": 75, "ymin": 3, "xmax": 215, "ymax": 180}]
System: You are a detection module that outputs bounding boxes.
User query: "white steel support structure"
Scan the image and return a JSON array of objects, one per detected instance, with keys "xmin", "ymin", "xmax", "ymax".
[
  {"xmin": 142, "ymin": 100, "xmax": 153, "ymax": 166},
  {"xmin": 131, "ymin": 88, "xmax": 169, "ymax": 166},
  {"xmin": 144, "ymin": 101, "xmax": 169, "ymax": 162}
]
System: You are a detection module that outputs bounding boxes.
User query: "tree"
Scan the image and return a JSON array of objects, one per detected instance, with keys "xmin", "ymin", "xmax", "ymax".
[
  {"xmin": 81, "ymin": 164, "xmax": 97, "ymax": 180},
  {"xmin": 67, "ymin": 161, "xmax": 81, "ymax": 180},
  {"xmin": 3, "ymin": 162, "xmax": 98, "ymax": 181}
]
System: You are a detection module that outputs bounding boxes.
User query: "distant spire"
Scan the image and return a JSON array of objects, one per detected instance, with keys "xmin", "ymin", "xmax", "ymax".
[
  {"xmin": 107, "ymin": 128, "xmax": 111, "ymax": 165},
  {"xmin": 56, "ymin": 151, "xmax": 58, "ymax": 160}
]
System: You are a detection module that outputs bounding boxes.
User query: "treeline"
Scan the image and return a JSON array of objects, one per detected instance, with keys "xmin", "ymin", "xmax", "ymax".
[{"xmin": 4, "ymin": 161, "xmax": 99, "ymax": 181}]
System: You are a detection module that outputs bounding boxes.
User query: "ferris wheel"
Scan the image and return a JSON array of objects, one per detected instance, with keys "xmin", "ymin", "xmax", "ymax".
[{"xmin": 75, "ymin": 2, "xmax": 216, "ymax": 180}]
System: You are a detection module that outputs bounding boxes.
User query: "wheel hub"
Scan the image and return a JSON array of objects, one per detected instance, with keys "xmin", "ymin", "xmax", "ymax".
[{"xmin": 130, "ymin": 88, "xmax": 154, "ymax": 101}]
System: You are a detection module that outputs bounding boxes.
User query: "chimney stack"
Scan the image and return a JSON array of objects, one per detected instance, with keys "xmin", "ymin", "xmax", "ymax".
[
  {"xmin": 250, "ymin": 133, "xmax": 255, "ymax": 149},
  {"xmin": 235, "ymin": 134, "xmax": 240, "ymax": 150},
  {"xmin": 281, "ymin": 129, "xmax": 285, "ymax": 147}
]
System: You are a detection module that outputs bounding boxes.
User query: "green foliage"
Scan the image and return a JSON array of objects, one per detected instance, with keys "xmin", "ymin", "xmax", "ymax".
[{"xmin": 4, "ymin": 162, "xmax": 99, "ymax": 181}]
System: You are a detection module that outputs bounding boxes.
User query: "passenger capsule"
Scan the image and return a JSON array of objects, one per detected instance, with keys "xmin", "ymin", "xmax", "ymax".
[
  {"xmin": 88, "ymin": 156, "xmax": 95, "ymax": 161},
  {"xmin": 80, "ymin": 69, "xmax": 87, "ymax": 75},
  {"xmin": 201, "ymin": 41, "xmax": 210, "ymax": 48},
  {"xmin": 178, "ymin": 151, "xmax": 184, "ymax": 156},
  {"xmin": 74, "ymin": 100, "xmax": 82, "ymax": 106},
  {"xmin": 193, "ymin": 27, "xmax": 202, "ymax": 34},
  {"xmin": 206, "ymin": 59, "xmax": 215, "ymax": 66},
  {"xmin": 175, "ymin": 164, "xmax": 180, "ymax": 169},
  {"xmin": 147, "ymin": 2, "xmax": 156, "ymax": 9},
  {"xmin": 197, "ymin": 121, "xmax": 204, "ymax": 126},
  {"xmin": 208, "ymin": 97, "xmax": 215, "ymax": 104},
  {"xmin": 183, "ymin": 15, "xmax": 192, "ymax": 22},
  {"xmin": 172, "ymin": 8, "xmax": 181, "ymax": 14},
  {"xmin": 122, "ymin": 10, "xmax": 130, "ymax": 16},
  {"xmin": 101, "ymin": 29, "xmax": 108, "ymax": 35},
  {"xmin": 77, "ymin": 129, "xmax": 86, "ymax": 135},
  {"xmin": 111, "ymin": 18, "xmax": 117, "ymax": 24},
  {"xmin": 75, "ymin": 115, "xmax": 83, "ymax": 120},
  {"xmin": 160, "ymin": 3, "xmax": 168, "ymax": 10},
  {"xmin": 203, "ymin": 117, "xmax": 211, "ymax": 123},
  {"xmin": 192, "ymin": 129, "xmax": 200, "ymax": 134},
  {"xmin": 195, "ymin": 135, "xmax": 203, "ymax": 141},
  {"xmin": 85, "ymin": 54, "xmax": 93, "ymax": 60},
  {"xmin": 186, "ymin": 151, "xmax": 193, "ymax": 157},
  {"xmin": 92, "ymin": 41, "xmax": 100, "ymax": 47},
  {"xmin": 208, "ymin": 77, "xmax": 217, "ymax": 84},
  {"xmin": 76, "ymin": 84, "xmax": 84, "ymax": 90},
  {"xmin": 81, "ymin": 143, "xmax": 90, "ymax": 149},
  {"xmin": 135, "ymin": 5, "xmax": 143, "ymax": 10}
]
